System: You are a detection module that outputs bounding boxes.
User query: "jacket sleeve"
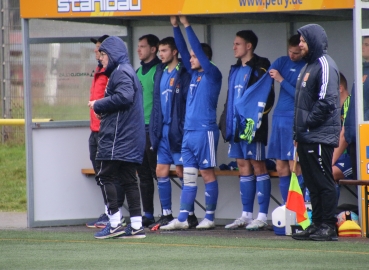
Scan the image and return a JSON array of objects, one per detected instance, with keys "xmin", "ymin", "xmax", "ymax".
[
  {"xmin": 93, "ymin": 70, "xmax": 135, "ymax": 114},
  {"xmin": 306, "ymin": 65, "xmax": 339, "ymax": 128}
]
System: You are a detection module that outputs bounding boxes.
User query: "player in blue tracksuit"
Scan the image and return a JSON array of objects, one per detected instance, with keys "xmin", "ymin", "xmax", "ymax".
[
  {"xmin": 267, "ymin": 35, "xmax": 306, "ymax": 205},
  {"xmin": 219, "ymin": 30, "xmax": 274, "ymax": 231},
  {"xmin": 161, "ymin": 15, "xmax": 222, "ymax": 230}
]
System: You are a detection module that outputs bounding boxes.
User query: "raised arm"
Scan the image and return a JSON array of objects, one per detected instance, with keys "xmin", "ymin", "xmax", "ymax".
[
  {"xmin": 171, "ymin": 16, "xmax": 192, "ymax": 73},
  {"xmin": 179, "ymin": 15, "xmax": 213, "ymax": 73}
]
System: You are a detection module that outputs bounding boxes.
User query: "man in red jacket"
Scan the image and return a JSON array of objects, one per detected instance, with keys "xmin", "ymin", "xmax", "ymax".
[{"xmin": 85, "ymin": 34, "xmax": 124, "ymax": 229}]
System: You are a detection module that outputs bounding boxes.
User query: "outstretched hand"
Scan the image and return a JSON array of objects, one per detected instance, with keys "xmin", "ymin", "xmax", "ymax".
[
  {"xmin": 179, "ymin": 15, "xmax": 190, "ymax": 27},
  {"xmin": 170, "ymin": 16, "xmax": 178, "ymax": 27}
]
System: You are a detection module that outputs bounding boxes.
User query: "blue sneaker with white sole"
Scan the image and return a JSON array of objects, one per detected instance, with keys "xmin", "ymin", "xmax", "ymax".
[
  {"xmin": 94, "ymin": 223, "xmax": 125, "ymax": 239},
  {"xmin": 116, "ymin": 224, "xmax": 146, "ymax": 239}
]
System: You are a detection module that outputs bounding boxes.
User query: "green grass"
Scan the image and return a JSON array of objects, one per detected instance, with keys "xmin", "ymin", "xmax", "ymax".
[
  {"xmin": 0, "ymin": 230, "xmax": 368, "ymax": 269},
  {"xmin": 0, "ymin": 144, "xmax": 26, "ymax": 211}
]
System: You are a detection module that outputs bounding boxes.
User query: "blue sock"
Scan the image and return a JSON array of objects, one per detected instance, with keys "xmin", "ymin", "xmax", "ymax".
[
  {"xmin": 179, "ymin": 177, "xmax": 195, "ymax": 213},
  {"xmin": 178, "ymin": 185, "xmax": 197, "ymax": 222},
  {"xmin": 256, "ymin": 173, "xmax": 271, "ymax": 214},
  {"xmin": 145, "ymin": 212, "xmax": 154, "ymax": 219},
  {"xmin": 157, "ymin": 177, "xmax": 171, "ymax": 212},
  {"xmin": 279, "ymin": 175, "xmax": 290, "ymax": 204},
  {"xmin": 204, "ymin": 180, "xmax": 218, "ymax": 221},
  {"xmin": 297, "ymin": 174, "xmax": 305, "ymax": 192},
  {"xmin": 240, "ymin": 174, "xmax": 256, "ymax": 212}
]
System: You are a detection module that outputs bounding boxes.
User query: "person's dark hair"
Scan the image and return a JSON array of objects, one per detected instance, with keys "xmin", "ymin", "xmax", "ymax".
[
  {"xmin": 200, "ymin": 43, "xmax": 212, "ymax": 60},
  {"xmin": 139, "ymin": 34, "xmax": 159, "ymax": 53},
  {"xmin": 159, "ymin": 37, "xmax": 178, "ymax": 52},
  {"xmin": 288, "ymin": 34, "xmax": 300, "ymax": 47},
  {"xmin": 236, "ymin": 30, "xmax": 258, "ymax": 51},
  {"xmin": 339, "ymin": 72, "xmax": 347, "ymax": 90}
]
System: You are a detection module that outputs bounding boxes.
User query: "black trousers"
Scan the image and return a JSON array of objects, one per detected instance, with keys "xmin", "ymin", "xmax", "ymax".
[
  {"xmin": 297, "ymin": 143, "xmax": 337, "ymax": 227},
  {"xmin": 136, "ymin": 132, "xmax": 157, "ymax": 214},
  {"xmin": 89, "ymin": 131, "xmax": 126, "ymax": 207},
  {"xmin": 95, "ymin": 160, "xmax": 142, "ymax": 217}
]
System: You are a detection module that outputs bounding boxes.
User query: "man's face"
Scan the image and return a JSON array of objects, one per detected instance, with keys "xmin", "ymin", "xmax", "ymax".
[
  {"xmin": 137, "ymin": 38, "xmax": 155, "ymax": 62},
  {"xmin": 158, "ymin": 44, "xmax": 176, "ymax": 65},
  {"xmin": 99, "ymin": 51, "xmax": 109, "ymax": 69},
  {"xmin": 94, "ymin": 42, "xmax": 102, "ymax": 61},
  {"xmin": 189, "ymin": 50, "xmax": 202, "ymax": 70},
  {"xmin": 362, "ymin": 38, "xmax": 369, "ymax": 61},
  {"xmin": 233, "ymin": 36, "xmax": 251, "ymax": 59},
  {"xmin": 299, "ymin": 36, "xmax": 309, "ymax": 57},
  {"xmin": 288, "ymin": 45, "xmax": 303, "ymax": 62}
]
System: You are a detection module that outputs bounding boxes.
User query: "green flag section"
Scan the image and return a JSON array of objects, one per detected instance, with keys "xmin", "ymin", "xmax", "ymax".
[{"xmin": 286, "ymin": 172, "xmax": 311, "ymax": 230}]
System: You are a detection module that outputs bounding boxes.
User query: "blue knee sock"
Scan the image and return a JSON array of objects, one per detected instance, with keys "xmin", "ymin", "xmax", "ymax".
[
  {"xmin": 240, "ymin": 175, "xmax": 256, "ymax": 212},
  {"xmin": 157, "ymin": 177, "xmax": 171, "ymax": 212},
  {"xmin": 279, "ymin": 175, "xmax": 290, "ymax": 204},
  {"xmin": 179, "ymin": 177, "xmax": 194, "ymax": 213},
  {"xmin": 297, "ymin": 174, "xmax": 305, "ymax": 192},
  {"xmin": 256, "ymin": 173, "xmax": 271, "ymax": 214},
  {"xmin": 204, "ymin": 180, "xmax": 218, "ymax": 221},
  {"xmin": 178, "ymin": 185, "xmax": 197, "ymax": 222}
]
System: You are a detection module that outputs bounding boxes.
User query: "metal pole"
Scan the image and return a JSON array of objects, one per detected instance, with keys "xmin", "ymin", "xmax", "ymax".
[{"xmin": 21, "ymin": 18, "xmax": 34, "ymax": 228}]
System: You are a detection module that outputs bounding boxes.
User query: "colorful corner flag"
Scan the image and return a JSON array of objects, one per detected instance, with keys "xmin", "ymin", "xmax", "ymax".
[{"xmin": 286, "ymin": 172, "xmax": 311, "ymax": 229}]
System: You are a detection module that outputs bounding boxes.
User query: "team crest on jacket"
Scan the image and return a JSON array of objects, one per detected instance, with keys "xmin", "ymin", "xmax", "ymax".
[
  {"xmin": 363, "ymin": 75, "xmax": 368, "ymax": 83},
  {"xmin": 170, "ymin": 78, "xmax": 174, "ymax": 86},
  {"xmin": 303, "ymin": 73, "xmax": 310, "ymax": 81},
  {"xmin": 197, "ymin": 76, "xmax": 202, "ymax": 82}
]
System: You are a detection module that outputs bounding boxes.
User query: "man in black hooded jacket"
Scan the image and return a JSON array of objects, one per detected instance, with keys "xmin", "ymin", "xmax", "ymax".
[{"xmin": 292, "ymin": 24, "xmax": 340, "ymax": 241}]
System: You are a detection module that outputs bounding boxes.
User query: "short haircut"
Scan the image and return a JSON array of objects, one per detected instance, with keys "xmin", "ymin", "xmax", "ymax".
[
  {"xmin": 288, "ymin": 34, "xmax": 300, "ymax": 47},
  {"xmin": 158, "ymin": 37, "xmax": 177, "ymax": 52},
  {"xmin": 139, "ymin": 34, "xmax": 159, "ymax": 52},
  {"xmin": 236, "ymin": 30, "xmax": 258, "ymax": 51},
  {"xmin": 339, "ymin": 72, "xmax": 347, "ymax": 90},
  {"xmin": 200, "ymin": 43, "xmax": 213, "ymax": 61}
]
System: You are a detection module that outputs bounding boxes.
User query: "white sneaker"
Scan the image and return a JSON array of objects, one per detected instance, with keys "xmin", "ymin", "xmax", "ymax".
[
  {"xmin": 196, "ymin": 218, "xmax": 215, "ymax": 230},
  {"xmin": 225, "ymin": 217, "xmax": 252, "ymax": 229},
  {"xmin": 245, "ymin": 219, "xmax": 268, "ymax": 231},
  {"xmin": 160, "ymin": 219, "xmax": 189, "ymax": 230}
]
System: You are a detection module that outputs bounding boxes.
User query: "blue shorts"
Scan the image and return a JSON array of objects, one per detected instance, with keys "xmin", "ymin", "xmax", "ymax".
[
  {"xmin": 267, "ymin": 112, "xmax": 294, "ymax": 160},
  {"xmin": 182, "ymin": 129, "xmax": 219, "ymax": 169},
  {"xmin": 334, "ymin": 153, "xmax": 353, "ymax": 179},
  {"xmin": 228, "ymin": 139, "xmax": 265, "ymax": 161},
  {"xmin": 157, "ymin": 125, "xmax": 182, "ymax": 165}
]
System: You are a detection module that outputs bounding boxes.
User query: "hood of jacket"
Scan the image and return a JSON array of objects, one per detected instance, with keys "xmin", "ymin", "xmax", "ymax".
[
  {"xmin": 297, "ymin": 24, "xmax": 328, "ymax": 64},
  {"xmin": 99, "ymin": 36, "xmax": 130, "ymax": 77}
]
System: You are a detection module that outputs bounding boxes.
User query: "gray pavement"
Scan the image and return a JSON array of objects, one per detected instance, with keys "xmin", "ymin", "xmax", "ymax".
[{"xmin": 0, "ymin": 212, "xmax": 27, "ymax": 229}]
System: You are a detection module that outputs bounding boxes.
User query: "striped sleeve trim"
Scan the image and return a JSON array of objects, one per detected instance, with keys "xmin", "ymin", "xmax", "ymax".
[{"xmin": 318, "ymin": 56, "xmax": 329, "ymax": 100}]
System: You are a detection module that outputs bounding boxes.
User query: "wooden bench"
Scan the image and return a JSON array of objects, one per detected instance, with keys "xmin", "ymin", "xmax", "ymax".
[
  {"xmin": 81, "ymin": 168, "xmax": 281, "ymax": 211},
  {"xmin": 338, "ymin": 179, "xmax": 369, "ymax": 238},
  {"xmin": 81, "ymin": 168, "xmax": 279, "ymax": 178}
]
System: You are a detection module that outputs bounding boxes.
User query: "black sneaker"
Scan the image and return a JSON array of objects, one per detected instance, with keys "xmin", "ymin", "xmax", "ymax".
[
  {"xmin": 142, "ymin": 216, "xmax": 155, "ymax": 227},
  {"xmin": 309, "ymin": 223, "xmax": 338, "ymax": 241},
  {"xmin": 187, "ymin": 214, "xmax": 199, "ymax": 229},
  {"xmin": 292, "ymin": 223, "xmax": 319, "ymax": 240},
  {"xmin": 149, "ymin": 214, "xmax": 174, "ymax": 231}
]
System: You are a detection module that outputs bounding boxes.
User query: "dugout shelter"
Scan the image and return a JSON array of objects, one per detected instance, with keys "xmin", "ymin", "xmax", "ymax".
[{"xmin": 19, "ymin": 0, "xmax": 369, "ymax": 236}]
